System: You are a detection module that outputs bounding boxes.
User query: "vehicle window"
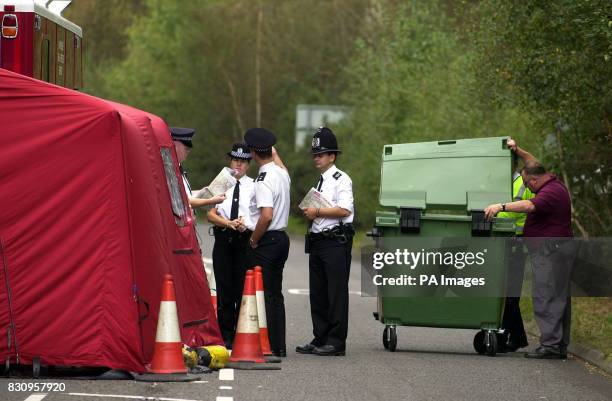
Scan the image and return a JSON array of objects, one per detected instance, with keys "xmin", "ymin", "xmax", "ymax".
[{"xmin": 160, "ymin": 148, "xmax": 187, "ymax": 226}]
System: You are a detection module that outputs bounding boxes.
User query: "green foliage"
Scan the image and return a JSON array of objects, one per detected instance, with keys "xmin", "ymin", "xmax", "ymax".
[
  {"xmin": 473, "ymin": 0, "xmax": 612, "ymax": 235},
  {"xmin": 340, "ymin": 1, "xmax": 534, "ymax": 226},
  {"xmin": 69, "ymin": 0, "xmax": 610, "ymax": 234}
]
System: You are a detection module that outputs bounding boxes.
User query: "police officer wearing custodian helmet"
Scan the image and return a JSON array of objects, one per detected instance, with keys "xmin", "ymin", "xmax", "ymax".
[{"xmin": 296, "ymin": 127, "xmax": 355, "ymax": 356}]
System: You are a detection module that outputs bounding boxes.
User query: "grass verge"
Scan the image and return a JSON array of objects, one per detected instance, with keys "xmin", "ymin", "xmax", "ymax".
[{"xmin": 520, "ymin": 297, "xmax": 612, "ymax": 361}]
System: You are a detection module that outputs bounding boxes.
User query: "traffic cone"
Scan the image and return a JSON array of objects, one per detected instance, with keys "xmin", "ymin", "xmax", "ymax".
[
  {"xmin": 254, "ymin": 266, "xmax": 272, "ymax": 355},
  {"xmin": 150, "ymin": 274, "xmax": 187, "ymax": 374},
  {"xmin": 226, "ymin": 270, "xmax": 280, "ymax": 370}
]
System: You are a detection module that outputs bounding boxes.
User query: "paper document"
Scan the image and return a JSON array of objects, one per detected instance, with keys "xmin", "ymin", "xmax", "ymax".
[
  {"xmin": 193, "ymin": 167, "xmax": 237, "ymax": 199},
  {"xmin": 299, "ymin": 187, "xmax": 334, "ymax": 210},
  {"xmin": 299, "ymin": 188, "xmax": 334, "ymax": 225}
]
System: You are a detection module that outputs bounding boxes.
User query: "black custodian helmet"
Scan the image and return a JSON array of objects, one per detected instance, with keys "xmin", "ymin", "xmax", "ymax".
[{"xmin": 311, "ymin": 127, "xmax": 341, "ymax": 155}]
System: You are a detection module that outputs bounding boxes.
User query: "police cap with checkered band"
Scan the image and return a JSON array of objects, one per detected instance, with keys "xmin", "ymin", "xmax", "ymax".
[
  {"xmin": 244, "ymin": 128, "xmax": 276, "ymax": 152},
  {"xmin": 227, "ymin": 142, "xmax": 252, "ymax": 160}
]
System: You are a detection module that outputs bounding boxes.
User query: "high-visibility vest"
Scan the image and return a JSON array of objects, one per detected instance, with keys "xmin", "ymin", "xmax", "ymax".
[{"xmin": 497, "ymin": 172, "xmax": 534, "ymax": 235}]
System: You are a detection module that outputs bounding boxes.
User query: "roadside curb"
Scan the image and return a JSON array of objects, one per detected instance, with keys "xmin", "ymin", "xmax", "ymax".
[
  {"xmin": 525, "ymin": 322, "xmax": 611, "ymax": 375},
  {"xmin": 568, "ymin": 343, "xmax": 612, "ymax": 375}
]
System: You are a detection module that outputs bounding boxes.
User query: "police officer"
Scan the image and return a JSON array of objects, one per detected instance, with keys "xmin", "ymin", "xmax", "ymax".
[
  {"xmin": 170, "ymin": 127, "xmax": 196, "ymax": 196},
  {"xmin": 244, "ymin": 128, "xmax": 291, "ymax": 358},
  {"xmin": 296, "ymin": 127, "xmax": 354, "ymax": 356},
  {"xmin": 206, "ymin": 143, "xmax": 255, "ymax": 348},
  {"xmin": 170, "ymin": 126, "xmax": 225, "ymax": 209},
  {"xmin": 497, "ymin": 155, "xmax": 534, "ymax": 352}
]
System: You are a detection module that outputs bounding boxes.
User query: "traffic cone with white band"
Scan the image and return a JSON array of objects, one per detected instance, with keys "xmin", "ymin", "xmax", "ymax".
[
  {"xmin": 150, "ymin": 274, "xmax": 187, "ymax": 374},
  {"xmin": 226, "ymin": 270, "xmax": 280, "ymax": 370},
  {"xmin": 254, "ymin": 266, "xmax": 272, "ymax": 355}
]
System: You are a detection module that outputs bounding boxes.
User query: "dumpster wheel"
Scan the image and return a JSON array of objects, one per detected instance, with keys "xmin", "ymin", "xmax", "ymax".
[
  {"xmin": 383, "ymin": 325, "xmax": 397, "ymax": 352},
  {"xmin": 473, "ymin": 330, "xmax": 498, "ymax": 356},
  {"xmin": 484, "ymin": 330, "xmax": 498, "ymax": 356},
  {"xmin": 473, "ymin": 331, "xmax": 486, "ymax": 355}
]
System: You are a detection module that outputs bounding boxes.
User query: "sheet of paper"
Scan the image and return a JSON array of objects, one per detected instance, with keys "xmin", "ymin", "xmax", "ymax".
[
  {"xmin": 299, "ymin": 187, "xmax": 334, "ymax": 225},
  {"xmin": 194, "ymin": 167, "xmax": 237, "ymax": 198}
]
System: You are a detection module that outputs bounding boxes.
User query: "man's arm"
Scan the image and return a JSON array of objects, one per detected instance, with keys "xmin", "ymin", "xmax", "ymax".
[
  {"xmin": 250, "ymin": 207, "xmax": 273, "ymax": 247},
  {"xmin": 189, "ymin": 194, "xmax": 225, "ymax": 208},
  {"xmin": 304, "ymin": 206, "xmax": 350, "ymax": 220},
  {"xmin": 507, "ymin": 138, "xmax": 538, "ymax": 165},
  {"xmin": 484, "ymin": 200, "xmax": 536, "ymax": 221},
  {"xmin": 271, "ymin": 147, "xmax": 288, "ymax": 171}
]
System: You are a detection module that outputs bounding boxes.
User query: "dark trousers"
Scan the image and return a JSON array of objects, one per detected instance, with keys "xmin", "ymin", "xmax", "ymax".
[
  {"xmin": 308, "ymin": 236, "xmax": 352, "ymax": 349},
  {"xmin": 212, "ymin": 228, "xmax": 250, "ymax": 346},
  {"xmin": 502, "ymin": 240, "xmax": 528, "ymax": 347},
  {"xmin": 249, "ymin": 231, "xmax": 290, "ymax": 352},
  {"xmin": 529, "ymin": 239, "xmax": 577, "ymax": 352}
]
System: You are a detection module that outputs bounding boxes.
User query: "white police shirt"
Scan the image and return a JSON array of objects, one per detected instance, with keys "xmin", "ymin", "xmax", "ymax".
[
  {"xmin": 250, "ymin": 161, "xmax": 291, "ymax": 231},
  {"xmin": 180, "ymin": 166, "xmax": 192, "ymax": 196},
  {"xmin": 216, "ymin": 175, "xmax": 255, "ymax": 229},
  {"xmin": 310, "ymin": 164, "xmax": 354, "ymax": 234}
]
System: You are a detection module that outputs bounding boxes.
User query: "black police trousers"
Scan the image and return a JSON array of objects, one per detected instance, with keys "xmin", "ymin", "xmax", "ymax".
[
  {"xmin": 308, "ymin": 236, "xmax": 353, "ymax": 349},
  {"xmin": 248, "ymin": 230, "xmax": 290, "ymax": 353},
  {"xmin": 212, "ymin": 228, "xmax": 250, "ymax": 347}
]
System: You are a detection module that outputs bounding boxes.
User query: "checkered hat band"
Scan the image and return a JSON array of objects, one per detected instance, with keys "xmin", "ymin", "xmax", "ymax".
[{"xmin": 230, "ymin": 150, "xmax": 252, "ymax": 159}]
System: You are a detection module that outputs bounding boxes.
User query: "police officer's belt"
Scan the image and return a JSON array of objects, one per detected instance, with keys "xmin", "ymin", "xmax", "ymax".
[{"xmin": 309, "ymin": 224, "xmax": 355, "ymax": 244}]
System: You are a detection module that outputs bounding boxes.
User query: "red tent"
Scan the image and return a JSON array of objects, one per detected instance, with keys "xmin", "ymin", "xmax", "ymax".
[{"xmin": 0, "ymin": 68, "xmax": 222, "ymax": 373}]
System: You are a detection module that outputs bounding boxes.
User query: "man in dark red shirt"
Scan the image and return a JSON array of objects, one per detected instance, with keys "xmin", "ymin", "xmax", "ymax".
[{"xmin": 485, "ymin": 139, "xmax": 575, "ymax": 359}]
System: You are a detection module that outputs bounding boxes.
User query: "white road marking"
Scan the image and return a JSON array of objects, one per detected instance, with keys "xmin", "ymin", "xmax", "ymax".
[
  {"xmin": 289, "ymin": 288, "xmax": 362, "ymax": 296},
  {"xmin": 24, "ymin": 395, "xmax": 47, "ymax": 401},
  {"xmin": 216, "ymin": 397, "xmax": 233, "ymax": 401},
  {"xmin": 68, "ymin": 393, "xmax": 201, "ymax": 401},
  {"xmin": 219, "ymin": 386, "xmax": 233, "ymax": 390},
  {"xmin": 192, "ymin": 381, "xmax": 209, "ymax": 384},
  {"xmin": 218, "ymin": 368, "xmax": 234, "ymax": 381}
]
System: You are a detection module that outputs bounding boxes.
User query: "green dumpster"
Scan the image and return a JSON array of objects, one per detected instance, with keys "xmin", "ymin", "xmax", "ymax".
[{"xmin": 369, "ymin": 137, "xmax": 516, "ymax": 356}]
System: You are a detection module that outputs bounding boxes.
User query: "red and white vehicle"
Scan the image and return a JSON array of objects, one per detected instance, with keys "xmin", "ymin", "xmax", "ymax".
[{"xmin": 0, "ymin": 0, "xmax": 82, "ymax": 89}]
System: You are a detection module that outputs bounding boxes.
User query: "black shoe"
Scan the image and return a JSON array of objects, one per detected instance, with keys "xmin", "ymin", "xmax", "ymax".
[
  {"xmin": 295, "ymin": 343, "xmax": 317, "ymax": 354},
  {"xmin": 272, "ymin": 349, "xmax": 287, "ymax": 357},
  {"xmin": 524, "ymin": 346, "xmax": 566, "ymax": 359},
  {"xmin": 313, "ymin": 344, "xmax": 345, "ymax": 356}
]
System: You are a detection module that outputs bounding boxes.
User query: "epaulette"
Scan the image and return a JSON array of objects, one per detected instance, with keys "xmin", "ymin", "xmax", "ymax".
[
  {"xmin": 333, "ymin": 171, "xmax": 342, "ymax": 180},
  {"xmin": 256, "ymin": 172, "xmax": 267, "ymax": 182}
]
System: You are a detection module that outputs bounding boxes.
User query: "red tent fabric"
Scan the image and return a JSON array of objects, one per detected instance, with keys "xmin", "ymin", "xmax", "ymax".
[{"xmin": 0, "ymin": 68, "xmax": 222, "ymax": 372}]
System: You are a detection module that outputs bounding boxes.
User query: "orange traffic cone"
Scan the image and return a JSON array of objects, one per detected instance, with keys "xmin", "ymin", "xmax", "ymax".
[
  {"xmin": 226, "ymin": 270, "xmax": 280, "ymax": 370},
  {"xmin": 150, "ymin": 274, "xmax": 187, "ymax": 374},
  {"xmin": 254, "ymin": 266, "xmax": 272, "ymax": 355}
]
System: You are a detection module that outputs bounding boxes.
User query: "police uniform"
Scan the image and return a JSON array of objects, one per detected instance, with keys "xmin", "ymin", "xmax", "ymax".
[
  {"xmin": 297, "ymin": 127, "xmax": 354, "ymax": 356},
  {"xmin": 211, "ymin": 143, "xmax": 255, "ymax": 347},
  {"xmin": 244, "ymin": 128, "xmax": 291, "ymax": 357},
  {"xmin": 169, "ymin": 127, "xmax": 195, "ymax": 196},
  {"xmin": 498, "ymin": 172, "xmax": 534, "ymax": 351}
]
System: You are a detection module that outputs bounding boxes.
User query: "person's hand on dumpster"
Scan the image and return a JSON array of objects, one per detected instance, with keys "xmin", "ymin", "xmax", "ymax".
[
  {"xmin": 484, "ymin": 203, "xmax": 503, "ymax": 221},
  {"xmin": 303, "ymin": 207, "xmax": 318, "ymax": 220},
  {"xmin": 507, "ymin": 138, "xmax": 517, "ymax": 152}
]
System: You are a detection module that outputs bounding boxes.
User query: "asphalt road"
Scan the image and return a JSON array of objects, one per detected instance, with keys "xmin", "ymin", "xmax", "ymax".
[{"xmin": 1, "ymin": 223, "xmax": 610, "ymax": 401}]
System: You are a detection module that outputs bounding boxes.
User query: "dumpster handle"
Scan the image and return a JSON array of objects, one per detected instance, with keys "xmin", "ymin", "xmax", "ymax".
[{"xmin": 438, "ymin": 140, "xmax": 456, "ymax": 145}]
